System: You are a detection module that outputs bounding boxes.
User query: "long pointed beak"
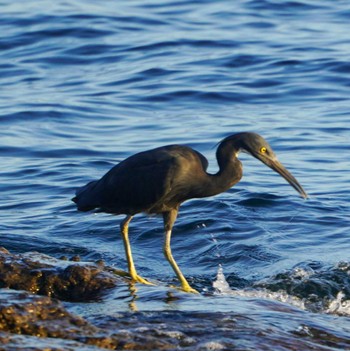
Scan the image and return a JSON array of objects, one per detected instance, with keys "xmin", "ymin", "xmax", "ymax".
[{"xmin": 266, "ymin": 157, "xmax": 308, "ymax": 199}]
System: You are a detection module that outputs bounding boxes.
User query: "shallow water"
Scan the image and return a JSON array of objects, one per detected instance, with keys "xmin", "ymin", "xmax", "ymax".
[{"xmin": 1, "ymin": 0, "xmax": 350, "ymax": 349}]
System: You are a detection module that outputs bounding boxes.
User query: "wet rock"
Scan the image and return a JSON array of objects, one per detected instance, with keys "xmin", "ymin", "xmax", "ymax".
[
  {"xmin": 0, "ymin": 332, "xmax": 105, "ymax": 351},
  {"xmin": 0, "ymin": 290, "xmax": 86, "ymax": 335},
  {"xmin": 0, "ymin": 290, "xmax": 118, "ymax": 350},
  {"xmin": 70, "ymin": 255, "xmax": 81, "ymax": 262},
  {"xmin": 0, "ymin": 247, "xmax": 123, "ymax": 302}
]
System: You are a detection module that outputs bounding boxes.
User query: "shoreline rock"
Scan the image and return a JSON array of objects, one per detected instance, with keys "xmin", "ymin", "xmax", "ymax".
[{"xmin": 0, "ymin": 247, "xmax": 123, "ymax": 302}]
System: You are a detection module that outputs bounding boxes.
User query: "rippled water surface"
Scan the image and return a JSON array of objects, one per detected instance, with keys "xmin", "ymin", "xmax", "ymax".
[{"xmin": 1, "ymin": 0, "xmax": 350, "ymax": 349}]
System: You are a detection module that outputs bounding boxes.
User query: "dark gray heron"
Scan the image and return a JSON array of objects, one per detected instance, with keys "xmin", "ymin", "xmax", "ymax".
[{"xmin": 73, "ymin": 132, "xmax": 307, "ymax": 293}]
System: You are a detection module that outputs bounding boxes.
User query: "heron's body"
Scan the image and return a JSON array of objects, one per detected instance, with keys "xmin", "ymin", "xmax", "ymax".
[
  {"xmin": 75, "ymin": 144, "xmax": 242, "ymax": 215},
  {"xmin": 73, "ymin": 132, "xmax": 307, "ymax": 293}
]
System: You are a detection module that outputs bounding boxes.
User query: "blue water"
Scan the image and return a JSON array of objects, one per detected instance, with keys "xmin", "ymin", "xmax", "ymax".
[{"xmin": 1, "ymin": 0, "xmax": 350, "ymax": 349}]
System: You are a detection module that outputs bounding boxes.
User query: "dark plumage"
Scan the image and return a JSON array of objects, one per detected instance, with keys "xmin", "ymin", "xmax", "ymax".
[{"xmin": 73, "ymin": 132, "xmax": 307, "ymax": 293}]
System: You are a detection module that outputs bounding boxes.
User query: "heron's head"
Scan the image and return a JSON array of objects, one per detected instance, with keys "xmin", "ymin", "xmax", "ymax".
[{"xmin": 234, "ymin": 132, "xmax": 308, "ymax": 199}]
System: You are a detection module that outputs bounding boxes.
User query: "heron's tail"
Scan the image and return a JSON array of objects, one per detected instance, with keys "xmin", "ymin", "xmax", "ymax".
[{"xmin": 72, "ymin": 180, "xmax": 99, "ymax": 211}]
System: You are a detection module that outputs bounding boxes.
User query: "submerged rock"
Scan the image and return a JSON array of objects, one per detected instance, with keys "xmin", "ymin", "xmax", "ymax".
[{"xmin": 0, "ymin": 247, "xmax": 123, "ymax": 301}]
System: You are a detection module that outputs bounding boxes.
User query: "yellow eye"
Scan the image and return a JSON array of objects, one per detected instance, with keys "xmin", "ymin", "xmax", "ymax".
[{"xmin": 260, "ymin": 147, "xmax": 267, "ymax": 154}]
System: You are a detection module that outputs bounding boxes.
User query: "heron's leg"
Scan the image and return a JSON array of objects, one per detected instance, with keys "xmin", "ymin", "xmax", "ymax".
[
  {"xmin": 120, "ymin": 215, "xmax": 153, "ymax": 285},
  {"xmin": 163, "ymin": 210, "xmax": 199, "ymax": 294}
]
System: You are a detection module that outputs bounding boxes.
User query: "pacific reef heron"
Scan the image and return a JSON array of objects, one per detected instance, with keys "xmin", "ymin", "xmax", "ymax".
[{"xmin": 72, "ymin": 132, "xmax": 307, "ymax": 293}]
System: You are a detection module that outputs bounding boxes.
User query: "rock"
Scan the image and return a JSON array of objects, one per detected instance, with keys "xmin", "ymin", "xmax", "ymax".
[
  {"xmin": 0, "ymin": 331, "xmax": 105, "ymax": 351},
  {"xmin": 0, "ymin": 290, "xmax": 118, "ymax": 349},
  {"xmin": 0, "ymin": 248, "xmax": 123, "ymax": 302}
]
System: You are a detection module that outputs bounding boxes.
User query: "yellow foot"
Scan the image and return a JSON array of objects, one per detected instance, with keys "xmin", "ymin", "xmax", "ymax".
[
  {"xmin": 169, "ymin": 283, "xmax": 199, "ymax": 294},
  {"xmin": 181, "ymin": 285, "xmax": 199, "ymax": 294},
  {"xmin": 131, "ymin": 274, "xmax": 155, "ymax": 286}
]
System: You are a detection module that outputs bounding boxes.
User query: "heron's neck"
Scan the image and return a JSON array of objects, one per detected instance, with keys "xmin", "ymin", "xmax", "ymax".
[{"xmin": 197, "ymin": 140, "xmax": 243, "ymax": 198}]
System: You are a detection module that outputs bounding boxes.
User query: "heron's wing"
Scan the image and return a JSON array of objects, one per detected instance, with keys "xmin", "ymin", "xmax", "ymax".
[{"xmin": 98, "ymin": 152, "xmax": 176, "ymax": 213}]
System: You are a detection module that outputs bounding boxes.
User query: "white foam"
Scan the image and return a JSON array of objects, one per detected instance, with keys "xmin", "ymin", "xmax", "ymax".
[
  {"xmin": 212, "ymin": 265, "xmax": 350, "ymax": 316},
  {"xmin": 290, "ymin": 266, "xmax": 314, "ymax": 280},
  {"xmin": 197, "ymin": 341, "xmax": 227, "ymax": 350},
  {"xmin": 326, "ymin": 292, "xmax": 350, "ymax": 316}
]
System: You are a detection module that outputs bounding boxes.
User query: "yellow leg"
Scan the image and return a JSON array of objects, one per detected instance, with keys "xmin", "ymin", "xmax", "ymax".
[
  {"xmin": 163, "ymin": 211, "xmax": 199, "ymax": 294},
  {"xmin": 120, "ymin": 215, "xmax": 153, "ymax": 285}
]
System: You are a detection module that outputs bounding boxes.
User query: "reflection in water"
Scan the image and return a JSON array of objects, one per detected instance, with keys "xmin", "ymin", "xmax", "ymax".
[{"xmin": 127, "ymin": 282, "xmax": 139, "ymax": 312}]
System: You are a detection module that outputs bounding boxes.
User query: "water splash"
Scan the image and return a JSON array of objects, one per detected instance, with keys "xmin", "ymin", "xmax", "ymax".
[{"xmin": 212, "ymin": 264, "xmax": 231, "ymax": 294}]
